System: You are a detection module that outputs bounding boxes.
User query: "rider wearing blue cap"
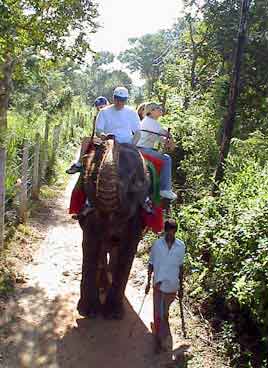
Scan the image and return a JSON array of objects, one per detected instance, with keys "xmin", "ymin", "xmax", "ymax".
[
  {"xmin": 94, "ymin": 96, "xmax": 109, "ymax": 109},
  {"xmin": 66, "ymin": 95, "xmax": 109, "ymax": 174}
]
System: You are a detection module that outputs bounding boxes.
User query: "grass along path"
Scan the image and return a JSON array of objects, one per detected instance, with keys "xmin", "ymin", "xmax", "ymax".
[{"xmin": 0, "ymin": 174, "xmax": 230, "ymax": 368}]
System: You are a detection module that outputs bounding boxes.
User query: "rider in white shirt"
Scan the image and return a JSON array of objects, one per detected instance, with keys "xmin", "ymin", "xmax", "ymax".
[
  {"xmin": 96, "ymin": 87, "xmax": 140, "ymax": 143},
  {"xmin": 135, "ymin": 102, "xmax": 177, "ymax": 201}
]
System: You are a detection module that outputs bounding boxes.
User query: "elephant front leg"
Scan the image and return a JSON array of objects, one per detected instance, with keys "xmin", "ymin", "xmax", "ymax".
[
  {"xmin": 105, "ymin": 217, "xmax": 143, "ymax": 319},
  {"xmin": 77, "ymin": 238, "xmax": 100, "ymax": 317},
  {"xmin": 105, "ymin": 238, "xmax": 140, "ymax": 319}
]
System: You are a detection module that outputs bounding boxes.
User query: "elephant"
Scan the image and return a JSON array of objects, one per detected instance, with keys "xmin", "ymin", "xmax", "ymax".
[{"xmin": 77, "ymin": 138, "xmax": 149, "ymax": 319}]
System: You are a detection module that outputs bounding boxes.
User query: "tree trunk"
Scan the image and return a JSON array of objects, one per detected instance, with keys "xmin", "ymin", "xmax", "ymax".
[
  {"xmin": 0, "ymin": 148, "xmax": 6, "ymax": 248},
  {"xmin": 147, "ymin": 79, "xmax": 154, "ymax": 98},
  {"xmin": 212, "ymin": 0, "xmax": 251, "ymax": 194},
  {"xmin": 191, "ymin": 54, "xmax": 197, "ymax": 90},
  {"xmin": 0, "ymin": 55, "xmax": 14, "ymax": 134},
  {"xmin": 189, "ymin": 21, "xmax": 198, "ymax": 91}
]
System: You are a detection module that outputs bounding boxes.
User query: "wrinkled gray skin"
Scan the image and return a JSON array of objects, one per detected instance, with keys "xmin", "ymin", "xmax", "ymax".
[{"xmin": 77, "ymin": 141, "xmax": 149, "ymax": 319}]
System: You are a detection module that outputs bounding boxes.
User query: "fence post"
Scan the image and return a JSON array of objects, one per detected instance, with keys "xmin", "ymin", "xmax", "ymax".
[
  {"xmin": 50, "ymin": 124, "xmax": 61, "ymax": 170},
  {"xmin": 80, "ymin": 114, "xmax": 85, "ymax": 128},
  {"xmin": 32, "ymin": 133, "xmax": 41, "ymax": 200},
  {"xmin": 70, "ymin": 124, "xmax": 74, "ymax": 139},
  {"xmin": 67, "ymin": 112, "xmax": 72, "ymax": 140},
  {"xmin": 41, "ymin": 119, "xmax": 49, "ymax": 182},
  {"xmin": 19, "ymin": 141, "xmax": 29, "ymax": 223},
  {"xmin": 0, "ymin": 147, "xmax": 6, "ymax": 248}
]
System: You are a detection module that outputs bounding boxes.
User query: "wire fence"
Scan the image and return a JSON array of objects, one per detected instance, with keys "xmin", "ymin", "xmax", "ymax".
[
  {"xmin": 0, "ymin": 128, "xmax": 61, "ymax": 247},
  {"xmin": 3, "ymin": 142, "xmax": 35, "ymax": 206},
  {"xmin": 0, "ymin": 109, "xmax": 90, "ymax": 248}
]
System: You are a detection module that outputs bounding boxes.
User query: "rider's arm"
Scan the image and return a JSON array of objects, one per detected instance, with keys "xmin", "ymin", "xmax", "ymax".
[
  {"xmin": 160, "ymin": 127, "xmax": 169, "ymax": 136},
  {"xmin": 145, "ymin": 242, "xmax": 155, "ymax": 294},
  {"xmin": 131, "ymin": 111, "xmax": 141, "ymax": 134},
  {"xmin": 96, "ymin": 111, "xmax": 108, "ymax": 140},
  {"xmin": 95, "ymin": 110, "xmax": 105, "ymax": 135},
  {"xmin": 158, "ymin": 127, "xmax": 176, "ymax": 150},
  {"xmin": 132, "ymin": 130, "xmax": 141, "ymax": 145},
  {"xmin": 158, "ymin": 128, "xmax": 168, "ymax": 144}
]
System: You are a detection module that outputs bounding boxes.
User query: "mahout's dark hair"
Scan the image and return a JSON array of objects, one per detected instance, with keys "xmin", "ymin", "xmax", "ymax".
[{"xmin": 164, "ymin": 219, "xmax": 178, "ymax": 232}]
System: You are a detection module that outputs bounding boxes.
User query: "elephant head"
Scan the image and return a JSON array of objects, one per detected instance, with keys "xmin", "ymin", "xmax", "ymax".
[{"xmin": 83, "ymin": 138, "xmax": 149, "ymax": 225}]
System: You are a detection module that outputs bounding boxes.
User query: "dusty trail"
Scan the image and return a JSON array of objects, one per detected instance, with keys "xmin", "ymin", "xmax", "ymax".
[
  {"xmin": 0, "ymin": 175, "xmax": 229, "ymax": 368},
  {"xmin": 0, "ymin": 176, "xmax": 171, "ymax": 368}
]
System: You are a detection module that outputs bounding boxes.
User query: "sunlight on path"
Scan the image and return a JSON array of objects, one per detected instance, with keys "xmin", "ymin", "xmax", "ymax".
[
  {"xmin": 23, "ymin": 173, "xmax": 82, "ymax": 299},
  {"xmin": 0, "ymin": 173, "xmax": 229, "ymax": 368},
  {"xmin": 0, "ymin": 175, "xmax": 162, "ymax": 368}
]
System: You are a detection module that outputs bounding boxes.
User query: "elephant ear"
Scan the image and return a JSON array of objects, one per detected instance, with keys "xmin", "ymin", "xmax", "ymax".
[
  {"xmin": 82, "ymin": 141, "xmax": 107, "ymax": 206},
  {"xmin": 82, "ymin": 138, "xmax": 106, "ymax": 182},
  {"xmin": 117, "ymin": 144, "xmax": 149, "ymax": 218},
  {"xmin": 92, "ymin": 140, "xmax": 149, "ymax": 218},
  {"xmin": 82, "ymin": 149, "xmax": 97, "ymax": 180}
]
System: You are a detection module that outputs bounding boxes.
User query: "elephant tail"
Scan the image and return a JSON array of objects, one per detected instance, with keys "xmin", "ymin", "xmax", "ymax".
[{"xmin": 96, "ymin": 139, "xmax": 120, "ymax": 213}]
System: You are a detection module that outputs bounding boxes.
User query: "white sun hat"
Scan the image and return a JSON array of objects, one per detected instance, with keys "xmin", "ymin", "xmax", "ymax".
[{"xmin": 113, "ymin": 86, "xmax": 129, "ymax": 100}]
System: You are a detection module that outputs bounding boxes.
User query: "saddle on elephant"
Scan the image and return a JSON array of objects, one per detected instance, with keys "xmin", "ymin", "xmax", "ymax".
[
  {"xmin": 69, "ymin": 136, "xmax": 165, "ymax": 233},
  {"xmin": 140, "ymin": 152, "xmax": 165, "ymax": 233}
]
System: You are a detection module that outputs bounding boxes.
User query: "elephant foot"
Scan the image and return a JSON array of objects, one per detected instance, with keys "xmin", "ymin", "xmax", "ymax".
[
  {"xmin": 102, "ymin": 300, "xmax": 124, "ymax": 320},
  {"xmin": 102, "ymin": 310, "xmax": 124, "ymax": 320},
  {"xmin": 77, "ymin": 299, "xmax": 99, "ymax": 318},
  {"xmin": 111, "ymin": 308, "xmax": 124, "ymax": 320},
  {"xmin": 77, "ymin": 311, "xmax": 97, "ymax": 319}
]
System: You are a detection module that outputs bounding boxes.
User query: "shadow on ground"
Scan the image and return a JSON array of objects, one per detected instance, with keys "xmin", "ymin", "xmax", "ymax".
[
  {"xmin": 0, "ymin": 285, "xmax": 68, "ymax": 367},
  {"xmin": 57, "ymin": 300, "xmax": 191, "ymax": 368},
  {"xmin": 57, "ymin": 299, "xmax": 155, "ymax": 368},
  {"xmin": 1, "ymin": 284, "xmax": 190, "ymax": 368}
]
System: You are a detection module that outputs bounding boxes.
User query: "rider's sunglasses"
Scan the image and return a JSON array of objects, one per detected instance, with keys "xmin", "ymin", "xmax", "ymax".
[{"xmin": 154, "ymin": 106, "xmax": 163, "ymax": 112}]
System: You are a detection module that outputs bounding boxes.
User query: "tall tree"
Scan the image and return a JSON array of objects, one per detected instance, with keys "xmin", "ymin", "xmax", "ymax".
[
  {"xmin": 119, "ymin": 31, "xmax": 171, "ymax": 97},
  {"xmin": 212, "ymin": 0, "xmax": 251, "ymax": 193},
  {"xmin": 0, "ymin": 0, "xmax": 98, "ymax": 135},
  {"xmin": 86, "ymin": 69, "xmax": 133, "ymax": 104}
]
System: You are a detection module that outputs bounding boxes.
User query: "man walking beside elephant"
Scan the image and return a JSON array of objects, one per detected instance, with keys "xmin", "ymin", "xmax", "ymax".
[{"xmin": 145, "ymin": 219, "xmax": 185, "ymax": 353}]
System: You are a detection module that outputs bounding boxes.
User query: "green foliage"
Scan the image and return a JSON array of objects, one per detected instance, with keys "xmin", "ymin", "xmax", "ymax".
[
  {"xmin": 160, "ymin": 87, "xmax": 223, "ymax": 199},
  {"xmin": 175, "ymin": 134, "xmax": 268, "ymax": 365},
  {"xmin": 2, "ymin": 1, "xmax": 268, "ymax": 365},
  {"xmin": 138, "ymin": 2, "xmax": 268, "ymax": 364},
  {"xmin": 0, "ymin": 0, "xmax": 99, "ymax": 134},
  {"xmin": 54, "ymin": 55, "xmax": 133, "ymax": 105},
  {"xmin": 92, "ymin": 51, "xmax": 115, "ymax": 67},
  {"xmin": 119, "ymin": 30, "xmax": 172, "ymax": 97},
  {"xmin": 86, "ymin": 68, "xmax": 133, "ymax": 104},
  {"xmin": 0, "ymin": 266, "xmax": 15, "ymax": 295},
  {"xmin": 5, "ymin": 96, "xmax": 90, "ymax": 203},
  {"xmin": 0, "ymin": 0, "xmax": 99, "ymax": 63}
]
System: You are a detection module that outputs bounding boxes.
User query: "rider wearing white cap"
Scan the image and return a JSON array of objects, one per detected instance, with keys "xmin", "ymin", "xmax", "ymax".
[{"xmin": 95, "ymin": 86, "xmax": 141, "ymax": 144}]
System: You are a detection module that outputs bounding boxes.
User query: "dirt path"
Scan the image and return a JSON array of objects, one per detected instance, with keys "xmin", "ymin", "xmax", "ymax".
[{"xmin": 0, "ymin": 176, "xmax": 229, "ymax": 368}]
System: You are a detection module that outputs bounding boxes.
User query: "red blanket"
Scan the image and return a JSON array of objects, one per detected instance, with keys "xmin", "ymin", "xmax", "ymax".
[
  {"xmin": 69, "ymin": 188, "xmax": 86, "ymax": 214},
  {"xmin": 69, "ymin": 150, "xmax": 165, "ymax": 233},
  {"xmin": 140, "ymin": 152, "xmax": 164, "ymax": 233}
]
